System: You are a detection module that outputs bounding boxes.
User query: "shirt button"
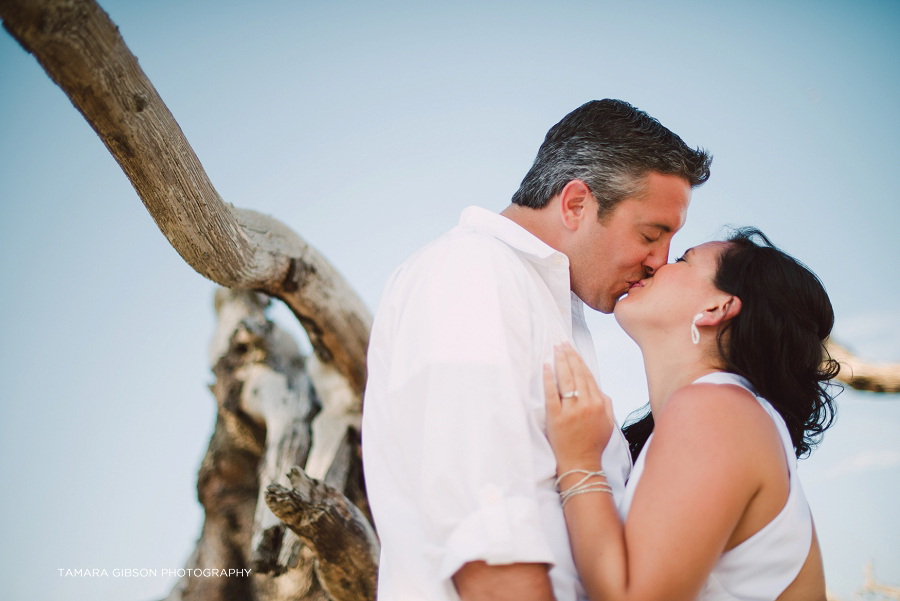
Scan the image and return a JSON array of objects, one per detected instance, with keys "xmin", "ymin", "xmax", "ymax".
[{"xmin": 552, "ymin": 256, "xmax": 563, "ymax": 265}]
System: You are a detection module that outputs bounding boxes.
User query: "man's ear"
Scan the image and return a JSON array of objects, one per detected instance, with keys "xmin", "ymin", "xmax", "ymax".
[
  {"xmin": 558, "ymin": 180, "xmax": 593, "ymax": 231},
  {"xmin": 695, "ymin": 295, "xmax": 742, "ymax": 327}
]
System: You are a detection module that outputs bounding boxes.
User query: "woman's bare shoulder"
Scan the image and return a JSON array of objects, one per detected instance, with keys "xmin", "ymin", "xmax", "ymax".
[
  {"xmin": 647, "ymin": 380, "xmax": 785, "ymax": 483},
  {"xmin": 656, "ymin": 382, "xmax": 771, "ymax": 439}
]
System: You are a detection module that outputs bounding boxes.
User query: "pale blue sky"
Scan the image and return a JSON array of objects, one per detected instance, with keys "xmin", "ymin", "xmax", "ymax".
[{"xmin": 1, "ymin": 1, "xmax": 898, "ymax": 599}]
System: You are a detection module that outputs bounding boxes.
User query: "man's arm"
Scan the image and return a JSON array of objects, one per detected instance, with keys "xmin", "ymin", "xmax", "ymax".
[{"xmin": 454, "ymin": 562, "xmax": 556, "ymax": 601}]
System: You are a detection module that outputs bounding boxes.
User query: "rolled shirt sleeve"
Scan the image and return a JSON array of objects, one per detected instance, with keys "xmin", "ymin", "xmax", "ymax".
[{"xmin": 404, "ymin": 363, "xmax": 556, "ymax": 579}]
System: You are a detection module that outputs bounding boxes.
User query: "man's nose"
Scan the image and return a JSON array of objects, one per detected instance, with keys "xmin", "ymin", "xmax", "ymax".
[{"xmin": 643, "ymin": 243, "xmax": 669, "ymax": 276}]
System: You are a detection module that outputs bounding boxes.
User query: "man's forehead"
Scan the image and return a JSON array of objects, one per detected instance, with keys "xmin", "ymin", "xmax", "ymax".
[
  {"xmin": 604, "ymin": 177, "xmax": 690, "ymax": 228},
  {"xmin": 632, "ymin": 197, "xmax": 689, "ymax": 230},
  {"xmin": 646, "ymin": 222, "xmax": 674, "ymax": 233}
]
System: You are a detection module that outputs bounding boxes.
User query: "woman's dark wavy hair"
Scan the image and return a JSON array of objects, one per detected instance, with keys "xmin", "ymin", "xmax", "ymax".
[{"xmin": 623, "ymin": 227, "xmax": 840, "ymax": 460}]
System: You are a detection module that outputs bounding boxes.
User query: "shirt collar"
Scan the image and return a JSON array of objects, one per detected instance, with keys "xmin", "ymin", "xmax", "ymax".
[{"xmin": 458, "ymin": 206, "xmax": 566, "ymax": 264}]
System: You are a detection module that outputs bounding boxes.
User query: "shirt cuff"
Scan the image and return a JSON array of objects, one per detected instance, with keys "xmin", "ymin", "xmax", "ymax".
[{"xmin": 436, "ymin": 484, "xmax": 556, "ymax": 581}]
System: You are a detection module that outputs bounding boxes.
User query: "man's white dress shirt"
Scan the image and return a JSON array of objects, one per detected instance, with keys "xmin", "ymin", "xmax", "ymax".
[{"xmin": 362, "ymin": 206, "xmax": 632, "ymax": 601}]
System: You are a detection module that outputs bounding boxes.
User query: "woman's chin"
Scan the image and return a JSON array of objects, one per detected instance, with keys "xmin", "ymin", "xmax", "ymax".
[
  {"xmin": 613, "ymin": 297, "xmax": 644, "ymax": 340},
  {"xmin": 612, "ymin": 298, "xmax": 631, "ymax": 326},
  {"xmin": 613, "ymin": 289, "xmax": 637, "ymax": 313}
]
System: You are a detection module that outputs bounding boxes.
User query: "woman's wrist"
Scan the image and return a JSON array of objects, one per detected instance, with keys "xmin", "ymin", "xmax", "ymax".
[
  {"xmin": 556, "ymin": 460, "xmax": 602, "ymax": 477},
  {"xmin": 555, "ymin": 467, "xmax": 611, "ymax": 507},
  {"xmin": 555, "ymin": 463, "xmax": 604, "ymax": 487}
]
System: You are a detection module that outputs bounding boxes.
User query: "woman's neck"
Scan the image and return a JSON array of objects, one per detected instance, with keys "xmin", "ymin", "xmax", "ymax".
[{"xmin": 639, "ymin": 335, "xmax": 722, "ymax": 415}]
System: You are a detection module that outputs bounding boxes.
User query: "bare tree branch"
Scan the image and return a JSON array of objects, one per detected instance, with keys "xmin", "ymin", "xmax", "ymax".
[
  {"xmin": 0, "ymin": 0, "xmax": 371, "ymax": 397},
  {"xmin": 827, "ymin": 340, "xmax": 900, "ymax": 394}
]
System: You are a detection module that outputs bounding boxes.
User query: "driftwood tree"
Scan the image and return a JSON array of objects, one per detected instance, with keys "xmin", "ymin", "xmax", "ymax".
[
  {"xmin": 1, "ymin": 0, "xmax": 898, "ymax": 600},
  {"xmin": 0, "ymin": 0, "xmax": 376, "ymax": 599}
]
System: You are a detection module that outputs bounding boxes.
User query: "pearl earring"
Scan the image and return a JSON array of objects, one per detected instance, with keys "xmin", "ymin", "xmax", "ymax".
[{"xmin": 691, "ymin": 313, "xmax": 703, "ymax": 345}]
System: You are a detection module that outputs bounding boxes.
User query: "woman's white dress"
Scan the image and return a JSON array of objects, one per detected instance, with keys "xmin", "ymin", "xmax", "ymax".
[{"xmin": 618, "ymin": 372, "xmax": 813, "ymax": 601}]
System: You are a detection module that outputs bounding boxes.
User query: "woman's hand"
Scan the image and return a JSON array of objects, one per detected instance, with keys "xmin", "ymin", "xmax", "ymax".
[{"xmin": 543, "ymin": 343, "xmax": 615, "ymax": 473}]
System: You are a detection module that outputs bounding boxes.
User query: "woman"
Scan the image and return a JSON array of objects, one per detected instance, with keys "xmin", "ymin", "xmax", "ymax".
[{"xmin": 544, "ymin": 228, "xmax": 838, "ymax": 601}]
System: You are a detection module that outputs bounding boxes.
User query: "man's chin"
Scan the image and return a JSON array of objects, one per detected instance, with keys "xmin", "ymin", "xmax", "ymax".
[{"xmin": 586, "ymin": 296, "xmax": 617, "ymax": 314}]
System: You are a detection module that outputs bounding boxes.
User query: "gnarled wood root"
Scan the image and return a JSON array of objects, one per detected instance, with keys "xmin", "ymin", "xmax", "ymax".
[{"xmin": 266, "ymin": 467, "xmax": 379, "ymax": 601}]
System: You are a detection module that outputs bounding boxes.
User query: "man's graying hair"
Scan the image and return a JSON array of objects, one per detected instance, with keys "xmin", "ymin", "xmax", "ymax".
[{"xmin": 511, "ymin": 99, "xmax": 712, "ymax": 219}]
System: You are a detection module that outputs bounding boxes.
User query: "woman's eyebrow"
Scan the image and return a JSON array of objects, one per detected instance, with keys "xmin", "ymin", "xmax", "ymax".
[{"xmin": 679, "ymin": 247, "xmax": 695, "ymax": 260}]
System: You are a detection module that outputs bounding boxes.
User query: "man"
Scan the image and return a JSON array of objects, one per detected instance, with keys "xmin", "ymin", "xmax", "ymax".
[{"xmin": 362, "ymin": 99, "xmax": 711, "ymax": 601}]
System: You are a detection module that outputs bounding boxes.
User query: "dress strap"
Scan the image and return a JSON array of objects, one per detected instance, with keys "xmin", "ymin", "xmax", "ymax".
[{"xmin": 692, "ymin": 371, "xmax": 757, "ymax": 396}]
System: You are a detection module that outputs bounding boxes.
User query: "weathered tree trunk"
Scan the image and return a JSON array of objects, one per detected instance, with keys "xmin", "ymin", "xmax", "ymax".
[
  {"xmin": 0, "ymin": 2, "xmax": 378, "ymax": 599},
  {"xmin": 159, "ymin": 288, "xmax": 376, "ymax": 601}
]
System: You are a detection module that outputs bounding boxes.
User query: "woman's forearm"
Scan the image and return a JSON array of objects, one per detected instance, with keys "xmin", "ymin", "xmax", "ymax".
[{"xmin": 557, "ymin": 470, "xmax": 630, "ymax": 601}]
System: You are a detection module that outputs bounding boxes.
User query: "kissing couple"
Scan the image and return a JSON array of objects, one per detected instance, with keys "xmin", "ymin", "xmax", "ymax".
[{"xmin": 363, "ymin": 99, "xmax": 837, "ymax": 601}]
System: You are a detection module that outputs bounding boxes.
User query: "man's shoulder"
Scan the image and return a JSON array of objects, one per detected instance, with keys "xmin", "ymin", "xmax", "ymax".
[
  {"xmin": 435, "ymin": 222, "xmax": 521, "ymax": 256},
  {"xmin": 376, "ymin": 224, "xmax": 536, "ymax": 316},
  {"xmin": 397, "ymin": 223, "xmax": 527, "ymax": 279}
]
